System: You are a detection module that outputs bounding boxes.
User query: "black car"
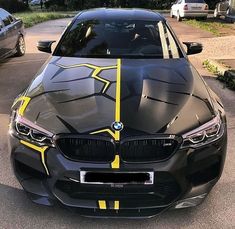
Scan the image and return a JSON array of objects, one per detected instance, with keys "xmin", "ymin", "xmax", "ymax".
[
  {"xmin": 8, "ymin": 8, "xmax": 227, "ymax": 218},
  {"xmin": 0, "ymin": 8, "xmax": 25, "ymax": 61}
]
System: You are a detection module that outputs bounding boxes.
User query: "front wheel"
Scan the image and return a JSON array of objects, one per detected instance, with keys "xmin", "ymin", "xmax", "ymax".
[
  {"xmin": 15, "ymin": 36, "xmax": 26, "ymax": 57},
  {"xmin": 177, "ymin": 12, "xmax": 182, "ymax": 22}
]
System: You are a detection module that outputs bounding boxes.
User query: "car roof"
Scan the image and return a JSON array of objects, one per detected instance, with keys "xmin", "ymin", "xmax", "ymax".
[{"xmin": 76, "ymin": 8, "xmax": 165, "ymax": 22}]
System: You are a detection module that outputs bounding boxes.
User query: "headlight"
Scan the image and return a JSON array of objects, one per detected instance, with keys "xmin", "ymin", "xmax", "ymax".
[
  {"xmin": 181, "ymin": 113, "xmax": 224, "ymax": 148},
  {"xmin": 11, "ymin": 113, "xmax": 54, "ymax": 146}
]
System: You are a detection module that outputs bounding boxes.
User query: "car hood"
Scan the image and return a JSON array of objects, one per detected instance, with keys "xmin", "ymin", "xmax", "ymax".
[{"xmin": 17, "ymin": 56, "xmax": 215, "ymax": 137}]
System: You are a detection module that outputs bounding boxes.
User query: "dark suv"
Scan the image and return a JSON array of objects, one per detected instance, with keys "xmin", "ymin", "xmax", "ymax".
[{"xmin": 0, "ymin": 8, "xmax": 26, "ymax": 61}]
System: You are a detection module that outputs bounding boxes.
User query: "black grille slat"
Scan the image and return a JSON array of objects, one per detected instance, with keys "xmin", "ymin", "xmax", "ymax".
[
  {"xmin": 120, "ymin": 139, "xmax": 178, "ymax": 162},
  {"xmin": 56, "ymin": 137, "xmax": 115, "ymax": 162},
  {"xmin": 55, "ymin": 135, "xmax": 179, "ymax": 163}
]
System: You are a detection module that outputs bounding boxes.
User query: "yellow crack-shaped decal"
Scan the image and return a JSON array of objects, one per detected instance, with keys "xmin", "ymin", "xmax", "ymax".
[{"xmin": 56, "ymin": 63, "xmax": 117, "ymax": 93}]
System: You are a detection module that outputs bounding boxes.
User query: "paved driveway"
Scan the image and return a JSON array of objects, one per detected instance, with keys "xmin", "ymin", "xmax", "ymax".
[{"xmin": 0, "ymin": 17, "xmax": 234, "ymax": 229}]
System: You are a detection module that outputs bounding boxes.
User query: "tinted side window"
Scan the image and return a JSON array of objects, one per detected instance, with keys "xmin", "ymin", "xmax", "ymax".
[
  {"xmin": 8, "ymin": 15, "xmax": 16, "ymax": 23},
  {"xmin": 0, "ymin": 9, "xmax": 12, "ymax": 26}
]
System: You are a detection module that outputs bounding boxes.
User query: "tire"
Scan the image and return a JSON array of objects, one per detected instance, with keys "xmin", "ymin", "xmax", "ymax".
[
  {"xmin": 15, "ymin": 36, "xmax": 26, "ymax": 57},
  {"xmin": 177, "ymin": 12, "xmax": 182, "ymax": 22},
  {"xmin": 170, "ymin": 10, "xmax": 174, "ymax": 18}
]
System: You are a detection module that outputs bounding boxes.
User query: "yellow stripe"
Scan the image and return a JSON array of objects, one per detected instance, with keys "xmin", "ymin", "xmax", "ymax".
[
  {"xmin": 12, "ymin": 96, "xmax": 31, "ymax": 116},
  {"xmin": 111, "ymin": 155, "xmax": 120, "ymax": 169},
  {"xmin": 98, "ymin": 200, "xmax": 107, "ymax": 209},
  {"xmin": 91, "ymin": 128, "xmax": 116, "ymax": 139},
  {"xmin": 89, "ymin": 59, "xmax": 122, "ymax": 142},
  {"xmin": 20, "ymin": 140, "xmax": 50, "ymax": 176},
  {"xmin": 114, "ymin": 201, "xmax": 119, "ymax": 210},
  {"xmin": 115, "ymin": 59, "xmax": 122, "ymax": 141}
]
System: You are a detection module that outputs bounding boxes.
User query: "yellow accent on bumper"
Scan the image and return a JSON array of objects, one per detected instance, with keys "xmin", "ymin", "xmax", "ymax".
[
  {"xmin": 12, "ymin": 96, "xmax": 31, "ymax": 116},
  {"xmin": 114, "ymin": 201, "xmax": 120, "ymax": 210},
  {"xmin": 20, "ymin": 140, "xmax": 49, "ymax": 175},
  {"xmin": 111, "ymin": 155, "xmax": 120, "ymax": 169},
  {"xmin": 98, "ymin": 200, "xmax": 107, "ymax": 209}
]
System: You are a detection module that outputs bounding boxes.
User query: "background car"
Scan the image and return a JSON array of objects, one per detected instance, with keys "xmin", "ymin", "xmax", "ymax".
[
  {"xmin": 29, "ymin": 0, "xmax": 40, "ymax": 6},
  {"xmin": 214, "ymin": 0, "xmax": 229, "ymax": 18},
  {"xmin": 9, "ymin": 9, "xmax": 227, "ymax": 218},
  {"xmin": 171, "ymin": 0, "xmax": 209, "ymax": 21},
  {"xmin": 29, "ymin": 0, "xmax": 46, "ymax": 6},
  {"xmin": 0, "ymin": 8, "xmax": 26, "ymax": 61}
]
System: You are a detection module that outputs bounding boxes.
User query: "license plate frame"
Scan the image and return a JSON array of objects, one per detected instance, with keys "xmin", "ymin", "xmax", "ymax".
[{"xmin": 80, "ymin": 171, "xmax": 154, "ymax": 185}]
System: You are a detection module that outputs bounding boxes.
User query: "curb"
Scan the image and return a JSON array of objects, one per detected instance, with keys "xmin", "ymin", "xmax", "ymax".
[
  {"xmin": 205, "ymin": 59, "xmax": 235, "ymax": 76},
  {"xmin": 204, "ymin": 59, "xmax": 235, "ymax": 90}
]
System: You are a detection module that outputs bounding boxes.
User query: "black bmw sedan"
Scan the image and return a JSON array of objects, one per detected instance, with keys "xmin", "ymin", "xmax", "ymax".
[
  {"xmin": 8, "ymin": 8, "xmax": 227, "ymax": 218},
  {"xmin": 0, "ymin": 8, "xmax": 25, "ymax": 61}
]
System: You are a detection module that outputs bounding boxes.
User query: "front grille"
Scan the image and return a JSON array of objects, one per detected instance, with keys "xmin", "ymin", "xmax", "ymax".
[
  {"xmin": 120, "ymin": 138, "xmax": 179, "ymax": 162},
  {"xmin": 56, "ymin": 136, "xmax": 115, "ymax": 162},
  {"xmin": 55, "ymin": 135, "xmax": 180, "ymax": 163}
]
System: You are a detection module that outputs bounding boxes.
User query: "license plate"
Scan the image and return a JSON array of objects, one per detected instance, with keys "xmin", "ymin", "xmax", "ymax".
[{"xmin": 80, "ymin": 171, "xmax": 154, "ymax": 185}]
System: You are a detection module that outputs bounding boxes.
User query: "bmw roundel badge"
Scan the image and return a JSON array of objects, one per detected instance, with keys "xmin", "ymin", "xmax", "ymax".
[{"xmin": 112, "ymin": 121, "xmax": 124, "ymax": 131}]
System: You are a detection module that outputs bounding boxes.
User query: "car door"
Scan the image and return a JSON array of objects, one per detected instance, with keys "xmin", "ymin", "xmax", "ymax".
[
  {"xmin": 1, "ymin": 9, "xmax": 18, "ymax": 51},
  {"xmin": 172, "ymin": 0, "xmax": 182, "ymax": 15},
  {"xmin": 7, "ymin": 14, "xmax": 20, "ymax": 49},
  {"xmin": 0, "ymin": 11, "xmax": 9, "ymax": 58},
  {"xmin": 171, "ymin": 1, "xmax": 178, "ymax": 15},
  {"xmin": 177, "ymin": 0, "xmax": 183, "ymax": 15}
]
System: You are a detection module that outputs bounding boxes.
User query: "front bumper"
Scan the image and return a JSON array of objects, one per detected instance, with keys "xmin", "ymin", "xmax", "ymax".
[{"xmin": 9, "ymin": 132, "xmax": 227, "ymax": 218}]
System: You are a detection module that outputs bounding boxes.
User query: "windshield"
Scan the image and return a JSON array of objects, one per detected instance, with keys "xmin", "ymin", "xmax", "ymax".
[{"xmin": 54, "ymin": 19, "xmax": 182, "ymax": 59}]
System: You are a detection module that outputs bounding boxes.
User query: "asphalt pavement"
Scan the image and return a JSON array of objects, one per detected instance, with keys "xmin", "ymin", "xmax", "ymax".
[{"xmin": 0, "ymin": 17, "xmax": 234, "ymax": 229}]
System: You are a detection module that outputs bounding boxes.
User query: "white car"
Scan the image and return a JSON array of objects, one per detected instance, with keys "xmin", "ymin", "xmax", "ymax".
[
  {"xmin": 29, "ymin": 0, "xmax": 45, "ymax": 5},
  {"xmin": 170, "ymin": 0, "xmax": 209, "ymax": 21}
]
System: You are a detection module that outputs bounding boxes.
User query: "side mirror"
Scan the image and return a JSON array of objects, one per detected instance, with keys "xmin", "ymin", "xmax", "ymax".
[
  {"xmin": 183, "ymin": 42, "xmax": 203, "ymax": 55},
  {"xmin": 37, "ymin": 40, "xmax": 56, "ymax": 53}
]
